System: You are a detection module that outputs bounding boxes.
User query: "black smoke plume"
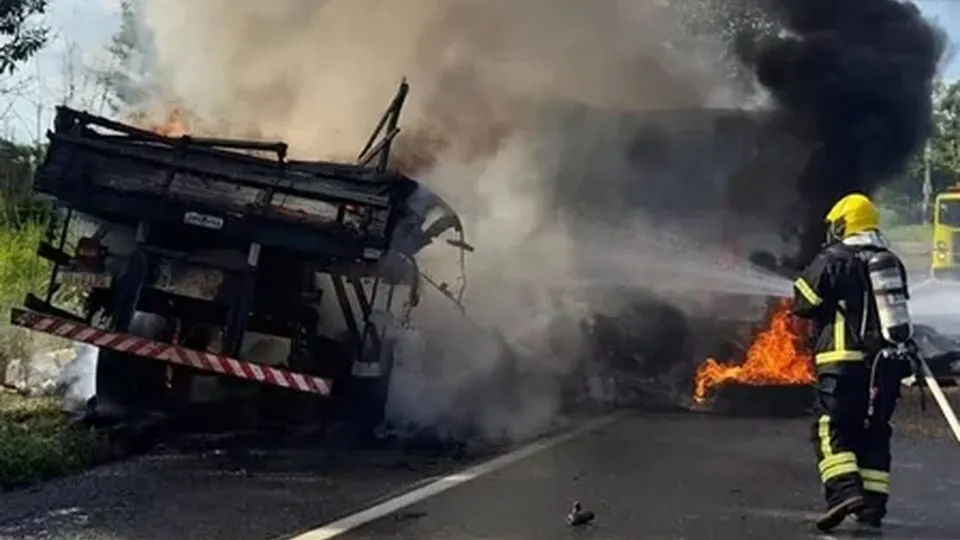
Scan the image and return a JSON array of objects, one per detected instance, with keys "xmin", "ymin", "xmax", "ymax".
[{"xmin": 740, "ymin": 0, "xmax": 946, "ymax": 265}]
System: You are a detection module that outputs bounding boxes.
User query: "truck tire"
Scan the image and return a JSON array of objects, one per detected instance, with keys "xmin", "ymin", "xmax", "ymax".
[{"xmin": 93, "ymin": 311, "xmax": 171, "ymax": 424}]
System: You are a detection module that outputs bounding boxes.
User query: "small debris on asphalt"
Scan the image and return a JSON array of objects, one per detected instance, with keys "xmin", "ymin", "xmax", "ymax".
[
  {"xmin": 394, "ymin": 510, "xmax": 428, "ymax": 522},
  {"xmin": 567, "ymin": 501, "xmax": 595, "ymax": 527}
]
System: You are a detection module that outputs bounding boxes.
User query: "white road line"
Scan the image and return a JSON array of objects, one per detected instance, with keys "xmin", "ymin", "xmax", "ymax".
[{"xmin": 285, "ymin": 414, "xmax": 620, "ymax": 540}]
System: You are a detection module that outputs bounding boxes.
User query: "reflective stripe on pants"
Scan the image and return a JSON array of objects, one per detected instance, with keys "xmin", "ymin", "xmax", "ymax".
[
  {"xmin": 816, "ymin": 414, "xmax": 860, "ymax": 483},
  {"xmin": 860, "ymin": 468, "xmax": 890, "ymax": 494}
]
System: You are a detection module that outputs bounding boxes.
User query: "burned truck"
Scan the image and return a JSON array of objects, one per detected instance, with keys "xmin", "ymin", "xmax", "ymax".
[{"xmin": 11, "ymin": 82, "xmax": 471, "ymax": 437}]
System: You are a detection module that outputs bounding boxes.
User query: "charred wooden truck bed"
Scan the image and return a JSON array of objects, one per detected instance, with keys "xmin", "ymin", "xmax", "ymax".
[{"xmin": 39, "ymin": 109, "xmax": 418, "ymax": 264}]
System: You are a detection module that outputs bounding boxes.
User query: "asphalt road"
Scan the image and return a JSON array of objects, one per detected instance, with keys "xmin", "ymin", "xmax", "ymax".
[
  {"xmin": 0, "ymin": 437, "xmax": 489, "ymax": 540},
  {"xmin": 298, "ymin": 405, "xmax": 960, "ymax": 540},
  {"xmin": 2, "ymin": 389, "xmax": 958, "ymax": 540}
]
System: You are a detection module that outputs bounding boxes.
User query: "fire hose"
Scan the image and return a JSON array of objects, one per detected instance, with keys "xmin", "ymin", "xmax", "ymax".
[
  {"xmin": 871, "ymin": 346, "xmax": 960, "ymax": 445},
  {"xmin": 916, "ymin": 355, "xmax": 960, "ymax": 445}
]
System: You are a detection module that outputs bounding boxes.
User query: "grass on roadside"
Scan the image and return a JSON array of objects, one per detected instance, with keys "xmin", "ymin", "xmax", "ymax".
[
  {"xmin": 0, "ymin": 209, "xmax": 108, "ymax": 491},
  {"xmin": 0, "ymin": 218, "xmax": 61, "ymax": 373},
  {"xmin": 0, "ymin": 392, "xmax": 109, "ymax": 491}
]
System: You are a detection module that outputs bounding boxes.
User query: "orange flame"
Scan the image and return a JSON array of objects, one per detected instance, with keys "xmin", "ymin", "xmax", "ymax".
[
  {"xmin": 129, "ymin": 107, "xmax": 192, "ymax": 137},
  {"xmin": 693, "ymin": 299, "xmax": 814, "ymax": 404}
]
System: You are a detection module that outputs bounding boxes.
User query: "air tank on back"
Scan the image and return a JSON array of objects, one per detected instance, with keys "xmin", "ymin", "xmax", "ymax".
[{"xmin": 866, "ymin": 249, "xmax": 914, "ymax": 345}]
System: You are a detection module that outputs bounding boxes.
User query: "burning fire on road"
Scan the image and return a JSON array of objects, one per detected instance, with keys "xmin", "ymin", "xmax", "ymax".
[{"xmin": 693, "ymin": 299, "xmax": 814, "ymax": 406}]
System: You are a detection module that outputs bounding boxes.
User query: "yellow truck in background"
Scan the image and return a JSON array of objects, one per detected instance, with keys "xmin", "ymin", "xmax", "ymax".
[{"xmin": 932, "ymin": 187, "xmax": 960, "ymax": 280}]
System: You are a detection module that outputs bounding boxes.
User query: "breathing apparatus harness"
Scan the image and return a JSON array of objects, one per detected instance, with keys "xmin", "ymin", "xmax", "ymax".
[{"xmin": 822, "ymin": 229, "xmax": 925, "ymax": 417}]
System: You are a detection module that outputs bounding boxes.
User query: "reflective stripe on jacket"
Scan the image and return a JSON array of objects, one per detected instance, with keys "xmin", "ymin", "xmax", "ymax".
[{"xmin": 791, "ymin": 232, "xmax": 907, "ymax": 368}]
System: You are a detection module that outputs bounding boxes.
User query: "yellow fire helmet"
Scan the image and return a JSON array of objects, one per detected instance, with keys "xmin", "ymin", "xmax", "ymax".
[{"xmin": 825, "ymin": 192, "xmax": 880, "ymax": 241}]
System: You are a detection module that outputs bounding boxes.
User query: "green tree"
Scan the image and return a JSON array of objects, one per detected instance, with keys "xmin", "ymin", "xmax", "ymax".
[
  {"xmin": 929, "ymin": 79, "xmax": 960, "ymax": 188},
  {"xmin": 0, "ymin": 0, "xmax": 49, "ymax": 76},
  {"xmin": 0, "ymin": 139, "xmax": 45, "ymax": 222},
  {"xmin": 879, "ymin": 79, "xmax": 960, "ymax": 224},
  {"xmin": 0, "ymin": 140, "xmax": 41, "ymax": 199},
  {"xmin": 0, "ymin": 0, "xmax": 49, "ymax": 216}
]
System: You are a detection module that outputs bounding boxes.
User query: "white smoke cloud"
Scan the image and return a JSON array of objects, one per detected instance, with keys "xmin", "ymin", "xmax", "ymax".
[{"xmin": 115, "ymin": 0, "xmax": 785, "ymax": 443}]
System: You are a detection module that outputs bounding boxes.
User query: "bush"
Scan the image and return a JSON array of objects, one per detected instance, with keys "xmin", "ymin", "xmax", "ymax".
[
  {"xmin": 0, "ymin": 201, "xmax": 80, "ymax": 376},
  {"xmin": 0, "ymin": 204, "xmax": 103, "ymax": 490},
  {"xmin": 0, "ymin": 393, "xmax": 108, "ymax": 490},
  {"xmin": 0, "ymin": 214, "xmax": 69, "ymax": 382},
  {"xmin": 0, "ymin": 144, "xmax": 107, "ymax": 489}
]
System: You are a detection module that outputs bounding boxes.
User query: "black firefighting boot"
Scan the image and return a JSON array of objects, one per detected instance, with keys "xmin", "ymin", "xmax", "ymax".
[
  {"xmin": 850, "ymin": 491, "xmax": 887, "ymax": 532},
  {"xmin": 852, "ymin": 508, "xmax": 883, "ymax": 532},
  {"xmin": 854, "ymin": 516, "xmax": 883, "ymax": 533},
  {"xmin": 816, "ymin": 495, "xmax": 866, "ymax": 532}
]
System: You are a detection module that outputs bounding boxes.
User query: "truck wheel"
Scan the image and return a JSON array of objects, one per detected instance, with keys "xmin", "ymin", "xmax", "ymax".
[
  {"xmin": 93, "ymin": 311, "xmax": 171, "ymax": 426},
  {"xmin": 341, "ymin": 344, "xmax": 394, "ymax": 446}
]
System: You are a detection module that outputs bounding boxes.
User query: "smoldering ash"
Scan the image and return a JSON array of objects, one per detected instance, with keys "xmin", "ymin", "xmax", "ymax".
[{"xmin": 740, "ymin": 0, "xmax": 946, "ymax": 264}]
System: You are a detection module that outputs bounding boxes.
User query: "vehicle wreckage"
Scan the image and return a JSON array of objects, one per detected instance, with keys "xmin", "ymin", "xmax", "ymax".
[{"xmin": 11, "ymin": 81, "xmax": 478, "ymax": 440}]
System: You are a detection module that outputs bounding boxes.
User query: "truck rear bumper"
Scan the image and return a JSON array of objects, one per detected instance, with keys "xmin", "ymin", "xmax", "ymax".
[{"xmin": 10, "ymin": 308, "xmax": 333, "ymax": 396}]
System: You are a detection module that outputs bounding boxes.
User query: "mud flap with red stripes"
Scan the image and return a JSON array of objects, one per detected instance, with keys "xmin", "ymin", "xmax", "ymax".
[{"xmin": 10, "ymin": 308, "xmax": 332, "ymax": 395}]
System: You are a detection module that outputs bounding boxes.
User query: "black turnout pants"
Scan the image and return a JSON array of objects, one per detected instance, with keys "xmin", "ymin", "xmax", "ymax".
[{"xmin": 811, "ymin": 356, "xmax": 901, "ymax": 518}]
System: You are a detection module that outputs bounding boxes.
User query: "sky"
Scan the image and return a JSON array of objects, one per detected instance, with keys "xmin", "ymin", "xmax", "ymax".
[
  {"xmin": 1, "ymin": 0, "xmax": 120, "ymax": 142},
  {"xmin": 923, "ymin": 0, "xmax": 960, "ymax": 78},
  {"xmin": 1, "ymin": 0, "xmax": 959, "ymax": 143}
]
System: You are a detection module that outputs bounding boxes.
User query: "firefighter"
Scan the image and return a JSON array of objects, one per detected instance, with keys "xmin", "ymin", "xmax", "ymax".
[{"xmin": 792, "ymin": 192, "xmax": 915, "ymax": 533}]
